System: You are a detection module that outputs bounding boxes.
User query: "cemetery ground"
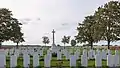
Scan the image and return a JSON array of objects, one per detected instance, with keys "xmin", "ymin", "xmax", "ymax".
[
  {"xmin": 3, "ymin": 46, "xmax": 120, "ymax": 68},
  {"xmin": 6, "ymin": 56, "xmax": 107, "ymax": 68}
]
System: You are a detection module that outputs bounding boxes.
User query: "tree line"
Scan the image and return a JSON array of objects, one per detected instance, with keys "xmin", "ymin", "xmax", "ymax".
[
  {"xmin": 0, "ymin": 8, "xmax": 24, "ymax": 48},
  {"xmin": 0, "ymin": 1, "xmax": 120, "ymax": 49},
  {"xmin": 42, "ymin": 36, "xmax": 76, "ymax": 47},
  {"xmin": 43, "ymin": 1, "xmax": 120, "ymax": 49},
  {"xmin": 76, "ymin": 1, "xmax": 120, "ymax": 49}
]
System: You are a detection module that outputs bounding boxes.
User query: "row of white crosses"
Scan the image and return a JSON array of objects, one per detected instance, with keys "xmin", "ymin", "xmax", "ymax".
[
  {"xmin": 87, "ymin": 49, "xmax": 120, "ymax": 67},
  {"xmin": 20, "ymin": 48, "xmax": 120, "ymax": 67},
  {"xmin": 69, "ymin": 49, "xmax": 120, "ymax": 67},
  {"xmin": 0, "ymin": 47, "xmax": 120, "ymax": 67},
  {"xmin": 0, "ymin": 49, "xmax": 6, "ymax": 68},
  {"xmin": 0, "ymin": 47, "xmax": 44, "ymax": 68},
  {"xmin": 107, "ymin": 50, "xmax": 120, "ymax": 67}
]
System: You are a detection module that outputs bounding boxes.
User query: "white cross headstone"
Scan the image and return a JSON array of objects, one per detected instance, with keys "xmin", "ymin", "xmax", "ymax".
[
  {"xmin": 82, "ymin": 49, "xmax": 87, "ymax": 56},
  {"xmin": 14, "ymin": 49, "xmax": 19, "ymax": 57},
  {"xmin": 63, "ymin": 49, "xmax": 67, "ymax": 56},
  {"xmin": 95, "ymin": 54, "xmax": 102, "ymax": 67},
  {"xmin": 65, "ymin": 53, "xmax": 70, "ymax": 60},
  {"xmin": 96, "ymin": 49, "xmax": 101, "ymax": 55},
  {"xmin": 0, "ymin": 49, "xmax": 6, "ymax": 68},
  {"xmin": 44, "ymin": 55, "xmax": 51, "ymax": 67},
  {"xmin": 88, "ymin": 49, "xmax": 95, "ymax": 59},
  {"xmin": 57, "ymin": 51, "xmax": 62, "ymax": 60},
  {"xmin": 5, "ymin": 49, "xmax": 8, "ymax": 56},
  {"xmin": 81, "ymin": 50, "xmax": 88, "ymax": 67},
  {"xmin": 115, "ymin": 50, "xmax": 119, "ymax": 55},
  {"xmin": 47, "ymin": 50, "xmax": 52, "ymax": 60},
  {"xmin": 23, "ymin": 53, "xmax": 30, "ymax": 67},
  {"xmin": 107, "ymin": 54, "xmax": 113, "ymax": 67},
  {"xmin": 75, "ymin": 51, "xmax": 80, "ymax": 60},
  {"xmin": 63, "ymin": 50, "xmax": 70, "ymax": 60},
  {"xmin": 52, "ymin": 48, "xmax": 57, "ymax": 53},
  {"xmin": 70, "ymin": 55, "xmax": 76, "ymax": 67},
  {"xmin": 61, "ymin": 49, "xmax": 64, "ymax": 54},
  {"xmin": 10, "ymin": 55, "xmax": 17, "ymax": 67},
  {"xmin": 107, "ymin": 49, "xmax": 111, "ymax": 55},
  {"xmin": 39, "ymin": 50, "xmax": 43, "ymax": 56},
  {"xmin": 113, "ymin": 54, "xmax": 120, "ymax": 67},
  {"xmin": 101, "ymin": 49, "xmax": 107, "ymax": 60},
  {"xmin": 9, "ymin": 49, "xmax": 14, "ymax": 55},
  {"xmin": 29, "ymin": 49, "xmax": 34, "ymax": 56},
  {"xmin": 33, "ymin": 52, "xmax": 39, "ymax": 67}
]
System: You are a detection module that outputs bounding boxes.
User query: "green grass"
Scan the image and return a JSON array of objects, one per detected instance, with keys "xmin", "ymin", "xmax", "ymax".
[
  {"xmin": 6, "ymin": 57, "xmax": 109, "ymax": 68},
  {"xmin": 5, "ymin": 47, "xmax": 120, "ymax": 68}
]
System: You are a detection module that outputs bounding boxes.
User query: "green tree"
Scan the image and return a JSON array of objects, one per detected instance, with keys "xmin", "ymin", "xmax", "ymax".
[
  {"xmin": 75, "ymin": 15, "xmax": 100, "ymax": 49},
  {"xmin": 70, "ymin": 39, "xmax": 76, "ymax": 46},
  {"xmin": 57, "ymin": 44, "xmax": 60, "ymax": 46},
  {"xmin": 10, "ymin": 18, "xmax": 24, "ymax": 48},
  {"xmin": 61, "ymin": 36, "xmax": 70, "ymax": 46},
  {"xmin": 0, "ymin": 8, "xmax": 24, "ymax": 47},
  {"xmin": 42, "ymin": 36, "xmax": 50, "ymax": 46},
  {"xmin": 94, "ymin": 1, "xmax": 120, "ymax": 49}
]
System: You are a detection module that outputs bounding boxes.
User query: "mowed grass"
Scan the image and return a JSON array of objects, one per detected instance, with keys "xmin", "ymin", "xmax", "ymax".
[
  {"xmin": 6, "ymin": 57, "xmax": 108, "ymax": 68},
  {"xmin": 5, "ymin": 47, "xmax": 120, "ymax": 68}
]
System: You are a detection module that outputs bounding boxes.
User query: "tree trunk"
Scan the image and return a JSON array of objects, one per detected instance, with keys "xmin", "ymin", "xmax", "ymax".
[
  {"xmin": 45, "ymin": 43, "xmax": 46, "ymax": 46},
  {"xmin": 90, "ymin": 41, "xmax": 93, "ymax": 49},
  {"xmin": 107, "ymin": 22, "xmax": 110, "ymax": 49},
  {"xmin": 107, "ymin": 39, "xmax": 110, "ymax": 49},
  {"xmin": 64, "ymin": 43, "xmax": 65, "ymax": 49},
  {"xmin": 16, "ymin": 42, "xmax": 19, "ymax": 49},
  {"xmin": 0, "ymin": 42, "xmax": 2, "ymax": 48}
]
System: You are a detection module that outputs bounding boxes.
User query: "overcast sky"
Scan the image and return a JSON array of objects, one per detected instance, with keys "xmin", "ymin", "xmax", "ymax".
[{"xmin": 1, "ymin": 0, "xmax": 120, "ymax": 45}]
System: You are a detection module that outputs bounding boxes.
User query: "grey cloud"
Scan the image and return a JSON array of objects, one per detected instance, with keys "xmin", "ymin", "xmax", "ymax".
[
  {"xmin": 22, "ymin": 18, "xmax": 31, "ymax": 21},
  {"xmin": 19, "ymin": 18, "xmax": 32, "ymax": 24},
  {"xmin": 19, "ymin": 18, "xmax": 40, "ymax": 25},
  {"xmin": 56, "ymin": 22, "xmax": 77, "ymax": 31},
  {"xmin": 8, "ymin": 0, "xmax": 111, "ymax": 45},
  {"xmin": 61, "ymin": 23, "xmax": 69, "ymax": 26},
  {"xmin": 19, "ymin": 20, "xmax": 29, "ymax": 25},
  {"xmin": 36, "ymin": 18, "xmax": 40, "ymax": 21}
]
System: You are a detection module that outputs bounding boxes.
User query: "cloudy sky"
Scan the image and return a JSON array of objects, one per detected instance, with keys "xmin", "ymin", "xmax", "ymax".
[{"xmin": 1, "ymin": 0, "xmax": 120, "ymax": 45}]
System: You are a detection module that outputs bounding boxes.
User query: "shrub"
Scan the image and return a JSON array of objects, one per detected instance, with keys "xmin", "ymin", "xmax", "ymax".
[
  {"xmin": 15, "ymin": 65, "xmax": 22, "ymax": 68},
  {"xmin": 34, "ymin": 66, "xmax": 42, "ymax": 68},
  {"xmin": 40, "ymin": 58, "xmax": 44, "ymax": 61},
  {"xmin": 56, "ymin": 60, "xmax": 63, "ymax": 68},
  {"xmin": 52, "ymin": 53, "xmax": 57, "ymax": 57}
]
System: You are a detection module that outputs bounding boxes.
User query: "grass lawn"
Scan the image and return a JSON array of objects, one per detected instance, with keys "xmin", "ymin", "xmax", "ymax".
[{"xmin": 5, "ymin": 47, "xmax": 120, "ymax": 68}]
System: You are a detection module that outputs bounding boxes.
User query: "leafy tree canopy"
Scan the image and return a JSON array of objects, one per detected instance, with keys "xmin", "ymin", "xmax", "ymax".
[
  {"xmin": 94, "ymin": 1, "xmax": 120, "ymax": 49},
  {"xmin": 75, "ymin": 15, "xmax": 99, "ymax": 49},
  {"xmin": 61, "ymin": 36, "xmax": 70, "ymax": 46},
  {"xmin": 0, "ymin": 8, "xmax": 24, "ymax": 46},
  {"xmin": 42, "ymin": 36, "xmax": 50, "ymax": 45},
  {"xmin": 70, "ymin": 39, "xmax": 76, "ymax": 46}
]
